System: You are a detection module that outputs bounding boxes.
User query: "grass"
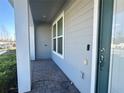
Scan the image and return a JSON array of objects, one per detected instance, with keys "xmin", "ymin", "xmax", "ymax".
[
  {"xmin": 0, "ymin": 50, "xmax": 17, "ymax": 93},
  {"xmin": 0, "ymin": 54, "xmax": 16, "ymax": 63}
]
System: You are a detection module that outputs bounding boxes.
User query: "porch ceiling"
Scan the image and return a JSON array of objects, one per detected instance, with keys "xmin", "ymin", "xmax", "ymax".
[{"xmin": 29, "ymin": 0, "xmax": 67, "ymax": 24}]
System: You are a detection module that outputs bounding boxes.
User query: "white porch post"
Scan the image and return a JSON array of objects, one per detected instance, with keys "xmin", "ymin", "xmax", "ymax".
[
  {"xmin": 14, "ymin": 0, "xmax": 31, "ymax": 93},
  {"xmin": 29, "ymin": 6, "xmax": 35, "ymax": 60}
]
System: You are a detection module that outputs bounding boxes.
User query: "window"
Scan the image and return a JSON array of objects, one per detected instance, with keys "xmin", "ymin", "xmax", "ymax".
[{"xmin": 52, "ymin": 12, "xmax": 64, "ymax": 58}]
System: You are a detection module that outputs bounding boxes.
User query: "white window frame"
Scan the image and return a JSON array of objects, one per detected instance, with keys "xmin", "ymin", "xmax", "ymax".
[{"xmin": 52, "ymin": 12, "xmax": 64, "ymax": 59}]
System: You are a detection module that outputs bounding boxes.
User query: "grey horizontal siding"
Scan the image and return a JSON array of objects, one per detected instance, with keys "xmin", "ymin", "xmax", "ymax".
[{"xmin": 52, "ymin": 0, "xmax": 94, "ymax": 93}]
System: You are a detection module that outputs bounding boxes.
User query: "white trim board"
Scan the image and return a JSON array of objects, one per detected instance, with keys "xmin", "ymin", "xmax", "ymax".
[{"xmin": 90, "ymin": 0, "xmax": 99, "ymax": 93}]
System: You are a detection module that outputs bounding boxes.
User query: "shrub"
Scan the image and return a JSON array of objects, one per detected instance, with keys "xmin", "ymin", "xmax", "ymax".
[
  {"xmin": 0, "ymin": 53, "xmax": 17, "ymax": 93},
  {"xmin": 0, "ymin": 54, "xmax": 16, "ymax": 63}
]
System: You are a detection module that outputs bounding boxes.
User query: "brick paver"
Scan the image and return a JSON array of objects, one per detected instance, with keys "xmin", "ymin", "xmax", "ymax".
[{"xmin": 27, "ymin": 59, "xmax": 80, "ymax": 93}]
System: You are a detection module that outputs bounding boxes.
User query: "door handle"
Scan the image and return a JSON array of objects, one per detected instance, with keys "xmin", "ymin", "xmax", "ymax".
[
  {"xmin": 99, "ymin": 48, "xmax": 105, "ymax": 71},
  {"xmin": 99, "ymin": 55, "xmax": 104, "ymax": 71},
  {"xmin": 100, "ymin": 48, "xmax": 105, "ymax": 52},
  {"xmin": 100, "ymin": 55, "xmax": 104, "ymax": 61}
]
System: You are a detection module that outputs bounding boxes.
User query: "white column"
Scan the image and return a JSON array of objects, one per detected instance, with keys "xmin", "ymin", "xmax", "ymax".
[
  {"xmin": 29, "ymin": 6, "xmax": 35, "ymax": 60},
  {"xmin": 14, "ymin": 0, "xmax": 31, "ymax": 93}
]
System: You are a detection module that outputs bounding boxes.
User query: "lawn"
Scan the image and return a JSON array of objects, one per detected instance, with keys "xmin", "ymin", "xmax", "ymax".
[{"xmin": 0, "ymin": 50, "xmax": 18, "ymax": 93}]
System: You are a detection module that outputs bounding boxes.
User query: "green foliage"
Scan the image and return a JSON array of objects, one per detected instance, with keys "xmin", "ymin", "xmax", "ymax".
[
  {"xmin": 0, "ymin": 53, "xmax": 17, "ymax": 93},
  {"xmin": 0, "ymin": 54, "xmax": 16, "ymax": 63}
]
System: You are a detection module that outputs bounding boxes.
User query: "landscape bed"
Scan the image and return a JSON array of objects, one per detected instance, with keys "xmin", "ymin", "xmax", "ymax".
[{"xmin": 0, "ymin": 50, "xmax": 18, "ymax": 93}]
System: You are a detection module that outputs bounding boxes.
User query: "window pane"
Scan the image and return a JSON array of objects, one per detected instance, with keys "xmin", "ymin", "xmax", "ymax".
[
  {"xmin": 58, "ymin": 17, "xmax": 63, "ymax": 36},
  {"xmin": 53, "ymin": 39, "xmax": 56, "ymax": 51},
  {"xmin": 53, "ymin": 24, "xmax": 56, "ymax": 37},
  {"xmin": 57, "ymin": 37, "xmax": 63, "ymax": 55}
]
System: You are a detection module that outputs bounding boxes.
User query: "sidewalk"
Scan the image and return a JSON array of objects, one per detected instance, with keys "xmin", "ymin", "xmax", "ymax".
[{"xmin": 0, "ymin": 50, "xmax": 7, "ymax": 55}]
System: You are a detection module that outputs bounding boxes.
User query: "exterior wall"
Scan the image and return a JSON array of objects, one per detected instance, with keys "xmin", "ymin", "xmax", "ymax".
[
  {"xmin": 51, "ymin": 0, "xmax": 94, "ymax": 93},
  {"xmin": 14, "ymin": 0, "xmax": 31, "ymax": 92},
  {"xmin": 29, "ymin": 6, "xmax": 35, "ymax": 60},
  {"xmin": 35, "ymin": 24, "xmax": 51, "ymax": 59}
]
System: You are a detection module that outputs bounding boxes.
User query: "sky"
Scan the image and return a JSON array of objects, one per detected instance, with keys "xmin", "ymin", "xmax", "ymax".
[{"xmin": 0, "ymin": 0, "xmax": 15, "ymax": 40}]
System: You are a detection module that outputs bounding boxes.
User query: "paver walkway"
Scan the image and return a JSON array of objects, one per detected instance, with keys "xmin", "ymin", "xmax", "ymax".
[
  {"xmin": 27, "ymin": 59, "xmax": 80, "ymax": 93},
  {"xmin": 0, "ymin": 50, "xmax": 7, "ymax": 55}
]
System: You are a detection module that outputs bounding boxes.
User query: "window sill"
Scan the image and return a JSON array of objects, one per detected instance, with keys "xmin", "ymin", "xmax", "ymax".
[{"xmin": 52, "ymin": 51, "xmax": 64, "ymax": 59}]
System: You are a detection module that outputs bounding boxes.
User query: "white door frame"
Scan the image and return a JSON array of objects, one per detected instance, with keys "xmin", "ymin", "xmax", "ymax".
[{"xmin": 91, "ymin": 0, "xmax": 100, "ymax": 93}]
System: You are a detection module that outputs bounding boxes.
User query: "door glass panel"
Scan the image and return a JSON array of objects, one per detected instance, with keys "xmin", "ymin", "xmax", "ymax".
[{"xmin": 110, "ymin": 0, "xmax": 124, "ymax": 93}]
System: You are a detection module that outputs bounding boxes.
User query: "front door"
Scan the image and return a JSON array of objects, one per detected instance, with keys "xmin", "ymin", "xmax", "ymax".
[
  {"xmin": 35, "ymin": 25, "xmax": 51, "ymax": 59},
  {"xmin": 97, "ymin": 0, "xmax": 124, "ymax": 93}
]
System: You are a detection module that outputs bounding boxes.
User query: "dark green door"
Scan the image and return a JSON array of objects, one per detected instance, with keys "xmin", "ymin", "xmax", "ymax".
[{"xmin": 96, "ymin": 0, "xmax": 114, "ymax": 93}]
